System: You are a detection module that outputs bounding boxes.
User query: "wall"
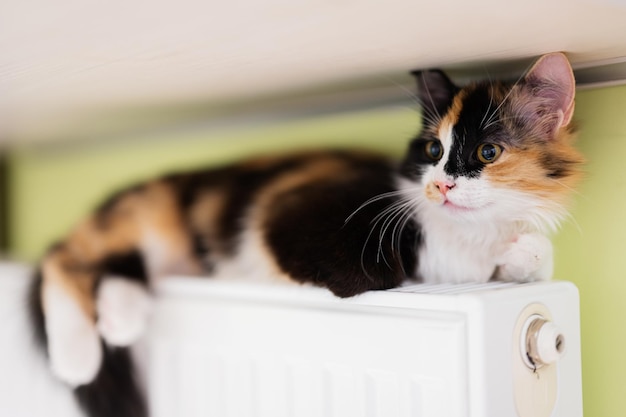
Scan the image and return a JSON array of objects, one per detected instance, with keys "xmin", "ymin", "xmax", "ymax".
[
  {"xmin": 7, "ymin": 84, "xmax": 626, "ymax": 416},
  {"xmin": 553, "ymin": 84, "xmax": 626, "ymax": 417}
]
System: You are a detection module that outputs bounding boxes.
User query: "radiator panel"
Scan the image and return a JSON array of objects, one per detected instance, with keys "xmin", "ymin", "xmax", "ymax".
[
  {"xmin": 145, "ymin": 293, "xmax": 468, "ymax": 417},
  {"xmin": 141, "ymin": 278, "xmax": 583, "ymax": 417}
]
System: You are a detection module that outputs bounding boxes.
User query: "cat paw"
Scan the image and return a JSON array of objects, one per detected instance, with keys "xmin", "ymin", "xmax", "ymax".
[
  {"xmin": 96, "ymin": 277, "xmax": 152, "ymax": 347},
  {"xmin": 44, "ymin": 284, "xmax": 102, "ymax": 386},
  {"xmin": 497, "ymin": 233, "xmax": 553, "ymax": 282}
]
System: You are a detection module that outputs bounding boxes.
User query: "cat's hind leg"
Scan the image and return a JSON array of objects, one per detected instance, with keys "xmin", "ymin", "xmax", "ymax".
[
  {"xmin": 38, "ymin": 181, "xmax": 200, "ymax": 386},
  {"xmin": 41, "ymin": 252, "xmax": 103, "ymax": 386},
  {"xmin": 39, "ymin": 233, "xmax": 147, "ymax": 386}
]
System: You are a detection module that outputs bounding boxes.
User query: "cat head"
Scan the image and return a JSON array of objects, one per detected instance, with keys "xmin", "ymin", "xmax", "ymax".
[{"xmin": 400, "ymin": 53, "xmax": 583, "ymax": 232}]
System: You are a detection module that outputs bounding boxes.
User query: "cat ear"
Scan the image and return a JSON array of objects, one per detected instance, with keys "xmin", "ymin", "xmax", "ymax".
[
  {"xmin": 523, "ymin": 53, "xmax": 576, "ymax": 134},
  {"xmin": 411, "ymin": 69, "xmax": 459, "ymax": 124}
]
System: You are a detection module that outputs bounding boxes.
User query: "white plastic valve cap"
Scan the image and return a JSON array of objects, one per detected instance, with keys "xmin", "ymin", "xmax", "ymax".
[{"xmin": 536, "ymin": 321, "xmax": 565, "ymax": 365}]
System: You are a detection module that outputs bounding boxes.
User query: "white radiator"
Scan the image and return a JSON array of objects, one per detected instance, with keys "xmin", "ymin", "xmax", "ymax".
[
  {"xmin": 0, "ymin": 263, "xmax": 583, "ymax": 417},
  {"xmin": 143, "ymin": 278, "xmax": 582, "ymax": 417}
]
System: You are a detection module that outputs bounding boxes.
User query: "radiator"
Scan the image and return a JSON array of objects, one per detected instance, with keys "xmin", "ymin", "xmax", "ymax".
[{"xmin": 0, "ymin": 262, "xmax": 583, "ymax": 417}]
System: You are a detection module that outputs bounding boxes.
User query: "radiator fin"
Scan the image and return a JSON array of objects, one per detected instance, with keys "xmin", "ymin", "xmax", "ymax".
[{"xmin": 148, "ymin": 341, "xmax": 437, "ymax": 417}]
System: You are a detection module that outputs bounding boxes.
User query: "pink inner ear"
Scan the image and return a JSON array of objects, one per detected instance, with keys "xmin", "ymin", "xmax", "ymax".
[{"xmin": 525, "ymin": 53, "xmax": 576, "ymax": 127}]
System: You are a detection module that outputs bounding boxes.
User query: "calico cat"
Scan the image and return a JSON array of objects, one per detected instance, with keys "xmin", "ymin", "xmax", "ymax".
[{"xmin": 29, "ymin": 53, "xmax": 582, "ymax": 417}]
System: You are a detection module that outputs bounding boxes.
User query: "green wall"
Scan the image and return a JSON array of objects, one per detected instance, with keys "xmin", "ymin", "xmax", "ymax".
[
  {"xmin": 552, "ymin": 84, "xmax": 626, "ymax": 417},
  {"xmin": 7, "ymin": 85, "xmax": 626, "ymax": 416}
]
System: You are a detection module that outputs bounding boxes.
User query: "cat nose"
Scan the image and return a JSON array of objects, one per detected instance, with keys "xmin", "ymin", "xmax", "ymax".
[{"xmin": 435, "ymin": 180, "xmax": 455, "ymax": 196}]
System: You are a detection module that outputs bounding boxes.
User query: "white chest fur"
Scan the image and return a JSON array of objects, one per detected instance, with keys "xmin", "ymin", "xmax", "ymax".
[
  {"xmin": 416, "ymin": 220, "xmax": 506, "ymax": 284},
  {"xmin": 416, "ymin": 214, "xmax": 554, "ymax": 284}
]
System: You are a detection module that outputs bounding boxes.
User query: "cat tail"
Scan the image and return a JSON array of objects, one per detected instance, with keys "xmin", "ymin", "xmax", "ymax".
[
  {"xmin": 74, "ymin": 346, "xmax": 147, "ymax": 417},
  {"xmin": 29, "ymin": 269, "xmax": 148, "ymax": 417}
]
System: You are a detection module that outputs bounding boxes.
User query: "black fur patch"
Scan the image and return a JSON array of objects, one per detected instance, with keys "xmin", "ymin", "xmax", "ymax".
[
  {"xmin": 28, "ymin": 269, "xmax": 47, "ymax": 351},
  {"xmin": 191, "ymin": 232, "xmax": 216, "ymax": 272},
  {"xmin": 412, "ymin": 69, "xmax": 459, "ymax": 121},
  {"xmin": 100, "ymin": 250, "xmax": 148, "ymax": 284},
  {"xmin": 541, "ymin": 153, "xmax": 575, "ymax": 179},
  {"xmin": 217, "ymin": 163, "xmax": 299, "ymax": 253},
  {"xmin": 264, "ymin": 159, "xmax": 419, "ymax": 297},
  {"xmin": 28, "ymin": 241, "xmax": 75, "ymax": 353},
  {"xmin": 74, "ymin": 345, "xmax": 147, "ymax": 417},
  {"xmin": 400, "ymin": 136, "xmax": 441, "ymax": 180},
  {"xmin": 191, "ymin": 232, "xmax": 209, "ymax": 258},
  {"xmin": 445, "ymin": 84, "xmax": 504, "ymax": 178}
]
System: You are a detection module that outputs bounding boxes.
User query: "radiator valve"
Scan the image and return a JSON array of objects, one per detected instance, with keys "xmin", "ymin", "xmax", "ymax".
[{"xmin": 520, "ymin": 314, "xmax": 566, "ymax": 370}]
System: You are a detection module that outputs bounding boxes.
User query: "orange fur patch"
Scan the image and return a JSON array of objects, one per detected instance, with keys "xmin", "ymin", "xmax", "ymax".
[
  {"xmin": 42, "ymin": 250, "xmax": 98, "ymax": 319},
  {"xmin": 424, "ymin": 182, "xmax": 444, "ymax": 203},
  {"xmin": 436, "ymin": 90, "xmax": 467, "ymax": 143},
  {"xmin": 189, "ymin": 190, "xmax": 226, "ymax": 242},
  {"xmin": 41, "ymin": 180, "xmax": 202, "ymax": 320},
  {"xmin": 484, "ymin": 128, "xmax": 583, "ymax": 203},
  {"xmin": 442, "ymin": 90, "xmax": 466, "ymax": 129}
]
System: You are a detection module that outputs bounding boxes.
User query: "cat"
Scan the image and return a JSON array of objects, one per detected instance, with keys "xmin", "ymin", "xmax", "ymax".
[{"xmin": 29, "ymin": 52, "xmax": 583, "ymax": 417}]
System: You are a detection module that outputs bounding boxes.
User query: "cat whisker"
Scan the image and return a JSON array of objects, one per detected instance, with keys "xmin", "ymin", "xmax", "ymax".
[
  {"xmin": 482, "ymin": 115, "xmax": 524, "ymax": 131},
  {"xmin": 483, "ymin": 90, "xmax": 513, "ymax": 130},
  {"xmin": 344, "ymin": 190, "xmax": 409, "ymax": 225},
  {"xmin": 370, "ymin": 198, "xmax": 413, "ymax": 225},
  {"xmin": 550, "ymin": 178, "xmax": 588, "ymax": 201},
  {"xmin": 379, "ymin": 75, "xmax": 421, "ymax": 106},
  {"xmin": 404, "ymin": 93, "xmax": 443, "ymax": 128},
  {"xmin": 483, "ymin": 65, "xmax": 532, "ymax": 129},
  {"xmin": 514, "ymin": 200, "xmax": 565, "ymax": 234},
  {"xmin": 378, "ymin": 199, "xmax": 414, "ymax": 244},
  {"xmin": 391, "ymin": 200, "xmax": 419, "ymax": 257},
  {"xmin": 545, "ymin": 179, "xmax": 586, "ymax": 235},
  {"xmin": 374, "ymin": 199, "xmax": 415, "ymax": 267},
  {"xmin": 560, "ymin": 210, "xmax": 583, "ymax": 236},
  {"xmin": 359, "ymin": 195, "xmax": 418, "ymax": 273},
  {"xmin": 358, "ymin": 195, "xmax": 413, "ymax": 277},
  {"xmin": 420, "ymin": 72, "xmax": 444, "ymax": 124},
  {"xmin": 387, "ymin": 202, "xmax": 419, "ymax": 276},
  {"xmin": 379, "ymin": 75, "xmax": 442, "ymax": 127},
  {"xmin": 418, "ymin": 99, "xmax": 443, "ymax": 128},
  {"xmin": 480, "ymin": 69, "xmax": 501, "ymax": 130},
  {"xmin": 399, "ymin": 103, "xmax": 423, "ymax": 115},
  {"xmin": 359, "ymin": 226, "xmax": 380, "ymax": 281},
  {"xmin": 485, "ymin": 58, "xmax": 545, "ymax": 130},
  {"xmin": 480, "ymin": 84, "xmax": 494, "ymax": 129}
]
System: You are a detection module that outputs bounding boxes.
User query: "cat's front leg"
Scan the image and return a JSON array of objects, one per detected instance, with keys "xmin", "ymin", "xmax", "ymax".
[{"xmin": 495, "ymin": 233, "xmax": 554, "ymax": 282}]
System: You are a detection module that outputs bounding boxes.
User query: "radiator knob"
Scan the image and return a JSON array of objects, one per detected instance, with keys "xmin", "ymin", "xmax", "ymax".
[{"xmin": 522, "ymin": 315, "xmax": 566, "ymax": 369}]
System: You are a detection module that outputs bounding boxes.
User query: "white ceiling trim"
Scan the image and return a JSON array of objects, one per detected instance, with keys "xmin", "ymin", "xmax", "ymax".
[{"xmin": 2, "ymin": 0, "xmax": 626, "ymax": 143}]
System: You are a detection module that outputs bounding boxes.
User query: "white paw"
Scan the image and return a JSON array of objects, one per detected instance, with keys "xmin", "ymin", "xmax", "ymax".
[
  {"xmin": 497, "ymin": 233, "xmax": 553, "ymax": 282},
  {"xmin": 96, "ymin": 277, "xmax": 152, "ymax": 347},
  {"xmin": 43, "ymin": 283, "xmax": 102, "ymax": 387}
]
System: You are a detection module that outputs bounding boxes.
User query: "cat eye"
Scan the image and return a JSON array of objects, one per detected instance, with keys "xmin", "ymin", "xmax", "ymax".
[
  {"xmin": 477, "ymin": 143, "xmax": 502, "ymax": 164},
  {"xmin": 424, "ymin": 140, "xmax": 443, "ymax": 161}
]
